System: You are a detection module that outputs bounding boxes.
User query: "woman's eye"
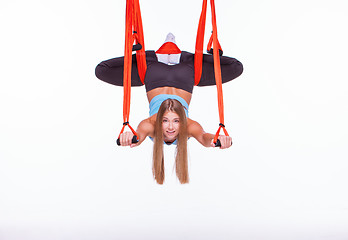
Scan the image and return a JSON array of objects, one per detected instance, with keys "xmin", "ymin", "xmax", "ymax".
[
  {"xmin": 163, "ymin": 119, "xmax": 168, "ymax": 122},
  {"xmin": 174, "ymin": 120, "xmax": 179, "ymax": 123}
]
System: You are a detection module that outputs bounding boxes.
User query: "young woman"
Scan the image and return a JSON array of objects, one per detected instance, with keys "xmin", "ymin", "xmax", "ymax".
[
  {"xmin": 95, "ymin": 33, "xmax": 243, "ymax": 183},
  {"xmin": 119, "ymin": 98, "xmax": 232, "ymax": 184}
]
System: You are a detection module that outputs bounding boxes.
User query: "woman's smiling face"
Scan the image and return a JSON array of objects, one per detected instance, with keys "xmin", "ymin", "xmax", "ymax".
[{"xmin": 162, "ymin": 111, "xmax": 180, "ymax": 143}]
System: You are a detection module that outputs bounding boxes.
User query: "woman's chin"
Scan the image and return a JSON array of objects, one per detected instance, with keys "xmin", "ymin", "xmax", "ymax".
[{"xmin": 164, "ymin": 135, "xmax": 177, "ymax": 142}]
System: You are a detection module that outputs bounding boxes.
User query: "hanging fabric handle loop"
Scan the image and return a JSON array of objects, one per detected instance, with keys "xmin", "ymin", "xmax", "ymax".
[
  {"xmin": 132, "ymin": 44, "xmax": 142, "ymax": 51},
  {"xmin": 131, "ymin": 31, "xmax": 143, "ymax": 51},
  {"xmin": 118, "ymin": 122, "xmax": 138, "ymax": 138},
  {"xmin": 213, "ymin": 123, "xmax": 229, "ymax": 147},
  {"xmin": 207, "ymin": 48, "xmax": 223, "ymax": 56},
  {"xmin": 206, "ymin": 32, "xmax": 223, "ymax": 55},
  {"xmin": 116, "ymin": 122, "xmax": 139, "ymax": 146}
]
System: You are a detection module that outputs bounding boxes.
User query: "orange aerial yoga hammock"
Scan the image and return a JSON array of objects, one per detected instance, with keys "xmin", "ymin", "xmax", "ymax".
[
  {"xmin": 195, "ymin": 0, "xmax": 229, "ymax": 146},
  {"xmin": 117, "ymin": 0, "xmax": 147, "ymax": 145},
  {"xmin": 118, "ymin": 0, "xmax": 229, "ymax": 147}
]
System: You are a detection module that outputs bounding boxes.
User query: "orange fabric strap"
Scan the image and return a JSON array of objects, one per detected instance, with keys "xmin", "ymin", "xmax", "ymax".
[
  {"xmin": 194, "ymin": 0, "xmax": 229, "ymax": 143},
  {"xmin": 194, "ymin": 0, "xmax": 207, "ymax": 86},
  {"xmin": 119, "ymin": 0, "xmax": 147, "ymax": 139}
]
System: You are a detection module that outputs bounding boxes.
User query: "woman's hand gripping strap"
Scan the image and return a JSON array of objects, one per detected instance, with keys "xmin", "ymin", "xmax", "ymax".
[
  {"xmin": 116, "ymin": 122, "xmax": 139, "ymax": 146},
  {"xmin": 213, "ymin": 123, "xmax": 230, "ymax": 147},
  {"xmin": 206, "ymin": 32, "xmax": 223, "ymax": 56}
]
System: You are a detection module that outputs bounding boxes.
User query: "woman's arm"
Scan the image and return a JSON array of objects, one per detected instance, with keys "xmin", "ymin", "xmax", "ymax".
[
  {"xmin": 119, "ymin": 118, "xmax": 154, "ymax": 147},
  {"xmin": 188, "ymin": 119, "xmax": 232, "ymax": 149}
]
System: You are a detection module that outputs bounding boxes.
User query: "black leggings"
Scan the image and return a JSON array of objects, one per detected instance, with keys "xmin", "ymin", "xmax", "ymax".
[{"xmin": 95, "ymin": 50, "xmax": 243, "ymax": 93}]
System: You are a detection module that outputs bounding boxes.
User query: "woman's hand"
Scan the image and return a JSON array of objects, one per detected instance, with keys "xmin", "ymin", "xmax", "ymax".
[
  {"xmin": 118, "ymin": 118, "xmax": 154, "ymax": 148},
  {"xmin": 211, "ymin": 135, "xmax": 232, "ymax": 149},
  {"xmin": 119, "ymin": 131, "xmax": 138, "ymax": 148}
]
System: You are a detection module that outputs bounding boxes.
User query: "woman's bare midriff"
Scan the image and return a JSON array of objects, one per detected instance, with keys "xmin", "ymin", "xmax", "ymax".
[{"xmin": 146, "ymin": 87, "xmax": 192, "ymax": 105}]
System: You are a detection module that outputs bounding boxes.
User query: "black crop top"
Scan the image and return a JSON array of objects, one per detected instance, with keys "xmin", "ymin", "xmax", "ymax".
[{"xmin": 95, "ymin": 51, "xmax": 243, "ymax": 93}]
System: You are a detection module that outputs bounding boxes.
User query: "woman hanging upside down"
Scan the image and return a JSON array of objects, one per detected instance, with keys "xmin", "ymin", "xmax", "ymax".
[{"xmin": 95, "ymin": 33, "xmax": 243, "ymax": 184}]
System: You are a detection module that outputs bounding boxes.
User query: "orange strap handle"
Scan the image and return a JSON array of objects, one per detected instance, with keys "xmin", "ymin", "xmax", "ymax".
[
  {"xmin": 194, "ymin": 0, "xmax": 229, "ymax": 143},
  {"xmin": 119, "ymin": 0, "xmax": 147, "ymax": 139}
]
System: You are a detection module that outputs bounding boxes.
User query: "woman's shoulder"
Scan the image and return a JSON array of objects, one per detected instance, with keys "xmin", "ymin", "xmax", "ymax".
[
  {"xmin": 187, "ymin": 118, "xmax": 201, "ymax": 126},
  {"xmin": 140, "ymin": 116, "xmax": 155, "ymax": 127},
  {"xmin": 187, "ymin": 118, "xmax": 204, "ymax": 137},
  {"xmin": 139, "ymin": 115, "xmax": 156, "ymax": 137}
]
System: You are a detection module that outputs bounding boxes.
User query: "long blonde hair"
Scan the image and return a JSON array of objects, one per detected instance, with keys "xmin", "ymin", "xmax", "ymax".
[{"xmin": 152, "ymin": 99, "xmax": 188, "ymax": 184}]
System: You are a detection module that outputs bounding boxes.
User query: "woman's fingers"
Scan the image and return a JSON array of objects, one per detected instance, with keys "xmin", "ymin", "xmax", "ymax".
[
  {"xmin": 210, "ymin": 136, "xmax": 232, "ymax": 148},
  {"xmin": 218, "ymin": 135, "xmax": 232, "ymax": 149},
  {"xmin": 120, "ymin": 131, "xmax": 134, "ymax": 146}
]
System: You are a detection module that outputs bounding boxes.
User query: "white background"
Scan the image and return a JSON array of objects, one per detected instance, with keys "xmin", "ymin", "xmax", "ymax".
[{"xmin": 1, "ymin": 0, "xmax": 348, "ymax": 239}]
